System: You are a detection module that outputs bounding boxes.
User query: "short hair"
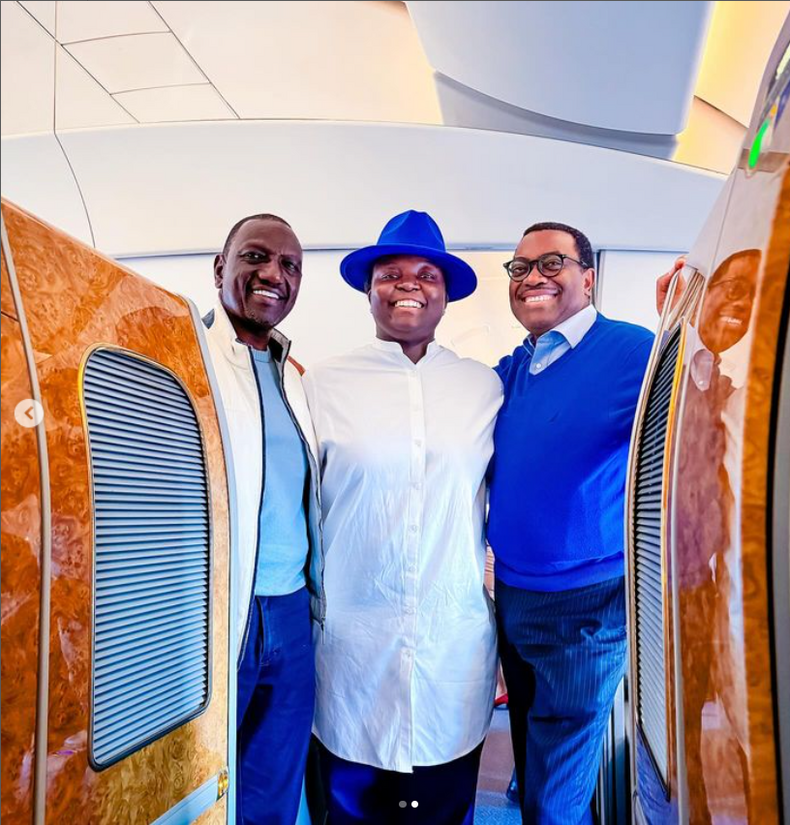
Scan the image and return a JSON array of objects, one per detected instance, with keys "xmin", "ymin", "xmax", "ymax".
[
  {"xmin": 522, "ymin": 221, "xmax": 594, "ymax": 270},
  {"xmin": 221, "ymin": 213, "xmax": 291, "ymax": 258}
]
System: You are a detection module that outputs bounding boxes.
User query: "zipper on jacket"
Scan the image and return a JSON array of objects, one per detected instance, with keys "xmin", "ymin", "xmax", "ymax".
[
  {"xmin": 286, "ymin": 406, "xmax": 326, "ymax": 626},
  {"xmin": 276, "ymin": 345, "xmax": 327, "ymax": 628},
  {"xmin": 239, "ymin": 347, "xmax": 267, "ymax": 665}
]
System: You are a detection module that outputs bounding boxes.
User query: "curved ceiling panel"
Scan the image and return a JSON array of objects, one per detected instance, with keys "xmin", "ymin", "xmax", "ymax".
[
  {"xmin": 407, "ymin": 0, "xmax": 712, "ymax": 135},
  {"xmin": 34, "ymin": 120, "xmax": 726, "ymax": 257},
  {"xmin": 1, "ymin": 1, "xmax": 55, "ymax": 136},
  {"xmin": 152, "ymin": 0, "xmax": 442, "ymax": 124},
  {"xmin": 1, "ymin": 133, "xmax": 93, "ymax": 245},
  {"xmin": 695, "ymin": 0, "xmax": 790, "ymax": 126}
]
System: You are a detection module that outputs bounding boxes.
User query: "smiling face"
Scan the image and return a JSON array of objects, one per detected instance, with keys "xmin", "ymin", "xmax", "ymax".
[
  {"xmin": 698, "ymin": 250, "xmax": 760, "ymax": 354},
  {"xmin": 368, "ymin": 255, "xmax": 447, "ymax": 347},
  {"xmin": 508, "ymin": 229, "xmax": 594, "ymax": 338},
  {"xmin": 214, "ymin": 218, "xmax": 303, "ymax": 346}
]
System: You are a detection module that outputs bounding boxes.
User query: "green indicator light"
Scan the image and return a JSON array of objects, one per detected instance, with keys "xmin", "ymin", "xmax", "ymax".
[{"xmin": 749, "ymin": 119, "xmax": 770, "ymax": 169}]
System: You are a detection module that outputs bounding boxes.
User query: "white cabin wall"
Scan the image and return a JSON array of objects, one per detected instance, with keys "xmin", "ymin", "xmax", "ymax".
[
  {"xmin": 596, "ymin": 251, "xmax": 686, "ymax": 333},
  {"xmin": 120, "ymin": 245, "xmax": 675, "ymax": 370}
]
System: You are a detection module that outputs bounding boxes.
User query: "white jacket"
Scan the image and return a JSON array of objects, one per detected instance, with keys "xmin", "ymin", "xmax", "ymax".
[{"xmin": 203, "ymin": 302, "xmax": 325, "ymax": 660}]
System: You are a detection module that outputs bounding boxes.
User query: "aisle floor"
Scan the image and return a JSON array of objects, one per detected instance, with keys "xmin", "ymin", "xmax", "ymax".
[{"xmin": 475, "ymin": 707, "xmax": 521, "ymax": 824}]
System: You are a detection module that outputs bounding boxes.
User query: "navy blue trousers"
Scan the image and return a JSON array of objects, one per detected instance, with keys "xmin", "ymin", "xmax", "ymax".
[
  {"xmin": 317, "ymin": 740, "xmax": 483, "ymax": 825},
  {"xmin": 237, "ymin": 587, "xmax": 315, "ymax": 825},
  {"xmin": 495, "ymin": 576, "xmax": 627, "ymax": 825}
]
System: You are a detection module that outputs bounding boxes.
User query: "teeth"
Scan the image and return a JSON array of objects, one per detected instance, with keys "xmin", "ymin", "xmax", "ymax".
[
  {"xmin": 395, "ymin": 300, "xmax": 423, "ymax": 308},
  {"xmin": 721, "ymin": 316, "xmax": 742, "ymax": 326},
  {"xmin": 523, "ymin": 294, "xmax": 555, "ymax": 303},
  {"xmin": 252, "ymin": 289, "xmax": 280, "ymax": 300}
]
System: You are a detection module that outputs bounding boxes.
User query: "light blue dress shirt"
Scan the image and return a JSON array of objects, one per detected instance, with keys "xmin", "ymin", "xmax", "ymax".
[
  {"xmin": 523, "ymin": 304, "xmax": 598, "ymax": 375},
  {"xmin": 251, "ymin": 347, "xmax": 310, "ymax": 596}
]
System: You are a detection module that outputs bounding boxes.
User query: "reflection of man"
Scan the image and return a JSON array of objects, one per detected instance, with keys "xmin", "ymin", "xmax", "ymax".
[
  {"xmin": 697, "ymin": 249, "xmax": 759, "ymax": 353},
  {"xmin": 672, "ymin": 248, "xmax": 760, "ymax": 825},
  {"xmin": 488, "ymin": 222, "xmax": 653, "ymax": 824},
  {"xmin": 203, "ymin": 214, "xmax": 325, "ymax": 824}
]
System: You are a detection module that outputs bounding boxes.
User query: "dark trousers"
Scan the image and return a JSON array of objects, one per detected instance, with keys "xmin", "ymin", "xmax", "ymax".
[
  {"xmin": 237, "ymin": 587, "xmax": 315, "ymax": 825},
  {"xmin": 316, "ymin": 739, "xmax": 484, "ymax": 825},
  {"xmin": 496, "ymin": 576, "xmax": 627, "ymax": 825}
]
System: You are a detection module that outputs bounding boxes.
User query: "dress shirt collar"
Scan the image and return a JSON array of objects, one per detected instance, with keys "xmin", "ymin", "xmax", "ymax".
[
  {"xmin": 690, "ymin": 348, "xmax": 715, "ymax": 390},
  {"xmin": 371, "ymin": 337, "xmax": 442, "ymax": 364},
  {"xmin": 523, "ymin": 303, "xmax": 597, "ymax": 352}
]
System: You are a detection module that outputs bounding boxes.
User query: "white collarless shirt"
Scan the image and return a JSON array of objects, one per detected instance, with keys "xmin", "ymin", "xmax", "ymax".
[{"xmin": 303, "ymin": 340, "xmax": 503, "ymax": 771}]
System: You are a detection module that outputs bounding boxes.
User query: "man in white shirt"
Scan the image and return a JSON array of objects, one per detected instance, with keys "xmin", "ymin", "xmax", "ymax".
[{"xmin": 303, "ymin": 210, "xmax": 502, "ymax": 824}]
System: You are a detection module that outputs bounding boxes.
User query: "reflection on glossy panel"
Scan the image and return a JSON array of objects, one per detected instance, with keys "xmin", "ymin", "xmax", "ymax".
[
  {"xmin": 673, "ymin": 170, "xmax": 788, "ymax": 825},
  {"xmin": 674, "ymin": 248, "xmax": 762, "ymax": 824},
  {"xmin": 629, "ymin": 30, "xmax": 789, "ymax": 821},
  {"xmin": 0, "ymin": 312, "xmax": 41, "ymax": 824},
  {"xmin": 2, "ymin": 249, "xmax": 17, "ymax": 319}
]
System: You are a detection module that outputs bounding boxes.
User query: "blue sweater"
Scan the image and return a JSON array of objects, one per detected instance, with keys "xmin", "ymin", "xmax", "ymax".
[{"xmin": 487, "ymin": 315, "xmax": 653, "ymax": 591}]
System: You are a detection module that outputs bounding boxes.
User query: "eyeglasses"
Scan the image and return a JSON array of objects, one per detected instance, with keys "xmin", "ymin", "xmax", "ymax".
[{"xmin": 502, "ymin": 253, "xmax": 589, "ymax": 281}]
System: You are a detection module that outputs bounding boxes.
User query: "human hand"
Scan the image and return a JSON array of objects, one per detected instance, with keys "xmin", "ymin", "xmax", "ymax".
[{"xmin": 656, "ymin": 256, "xmax": 687, "ymax": 315}]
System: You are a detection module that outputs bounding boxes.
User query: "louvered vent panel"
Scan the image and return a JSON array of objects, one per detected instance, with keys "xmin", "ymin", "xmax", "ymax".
[
  {"xmin": 632, "ymin": 328, "xmax": 681, "ymax": 788},
  {"xmin": 84, "ymin": 349, "xmax": 211, "ymax": 768}
]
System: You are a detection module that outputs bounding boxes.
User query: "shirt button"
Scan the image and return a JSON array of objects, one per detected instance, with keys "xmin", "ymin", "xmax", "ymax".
[
  {"xmin": 409, "ymin": 525, "xmax": 418, "ymax": 533},
  {"xmin": 408, "ymin": 563, "xmax": 417, "ymax": 573},
  {"xmin": 535, "ymin": 363, "xmax": 543, "ymax": 370},
  {"xmin": 414, "ymin": 439, "xmax": 422, "ymax": 447},
  {"xmin": 405, "ymin": 606, "xmax": 415, "ymax": 615},
  {"xmin": 412, "ymin": 482, "xmax": 422, "ymax": 490}
]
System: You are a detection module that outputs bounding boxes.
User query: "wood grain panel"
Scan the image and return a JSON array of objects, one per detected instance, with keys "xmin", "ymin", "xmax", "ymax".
[
  {"xmin": 1, "ymin": 199, "xmax": 229, "ymax": 824},
  {"xmin": 194, "ymin": 795, "xmax": 227, "ymax": 825},
  {"xmin": 0, "ymin": 311, "xmax": 41, "ymax": 824},
  {"xmin": 736, "ymin": 165, "xmax": 790, "ymax": 821},
  {"xmin": 2, "ymin": 247, "xmax": 17, "ymax": 319}
]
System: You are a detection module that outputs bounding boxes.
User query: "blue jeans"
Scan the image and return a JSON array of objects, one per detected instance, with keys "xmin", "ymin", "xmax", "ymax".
[
  {"xmin": 496, "ymin": 576, "xmax": 627, "ymax": 825},
  {"xmin": 237, "ymin": 587, "xmax": 315, "ymax": 825}
]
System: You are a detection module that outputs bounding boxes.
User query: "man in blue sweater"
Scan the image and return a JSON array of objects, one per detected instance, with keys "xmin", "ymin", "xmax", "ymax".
[{"xmin": 488, "ymin": 222, "xmax": 653, "ymax": 824}]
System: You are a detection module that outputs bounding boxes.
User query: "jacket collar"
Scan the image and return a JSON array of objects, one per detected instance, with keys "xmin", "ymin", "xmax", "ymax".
[{"xmin": 204, "ymin": 301, "xmax": 291, "ymax": 368}]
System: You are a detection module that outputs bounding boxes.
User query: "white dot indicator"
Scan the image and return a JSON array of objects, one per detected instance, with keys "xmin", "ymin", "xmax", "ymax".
[
  {"xmin": 411, "ymin": 800, "xmax": 419, "ymax": 808},
  {"xmin": 398, "ymin": 801, "xmax": 407, "ymax": 808}
]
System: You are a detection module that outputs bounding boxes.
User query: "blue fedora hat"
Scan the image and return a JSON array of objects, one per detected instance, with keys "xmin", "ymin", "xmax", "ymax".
[{"xmin": 340, "ymin": 210, "xmax": 477, "ymax": 302}]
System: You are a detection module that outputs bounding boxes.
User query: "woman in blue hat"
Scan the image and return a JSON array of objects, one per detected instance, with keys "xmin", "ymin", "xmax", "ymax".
[{"xmin": 303, "ymin": 211, "xmax": 503, "ymax": 824}]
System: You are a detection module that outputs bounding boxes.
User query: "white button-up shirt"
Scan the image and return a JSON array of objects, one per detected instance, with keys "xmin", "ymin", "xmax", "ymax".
[{"xmin": 303, "ymin": 340, "xmax": 503, "ymax": 771}]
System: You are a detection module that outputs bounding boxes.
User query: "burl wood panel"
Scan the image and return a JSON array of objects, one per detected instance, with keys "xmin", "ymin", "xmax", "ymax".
[
  {"xmin": 1, "ymin": 199, "xmax": 230, "ymax": 824},
  {"xmin": 194, "ymin": 796, "xmax": 227, "ymax": 825},
  {"xmin": 2, "ymin": 246, "xmax": 18, "ymax": 319},
  {"xmin": 1, "ymin": 311, "xmax": 42, "ymax": 825},
  {"xmin": 737, "ymin": 166, "xmax": 789, "ymax": 818},
  {"xmin": 671, "ymin": 162, "xmax": 788, "ymax": 824}
]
